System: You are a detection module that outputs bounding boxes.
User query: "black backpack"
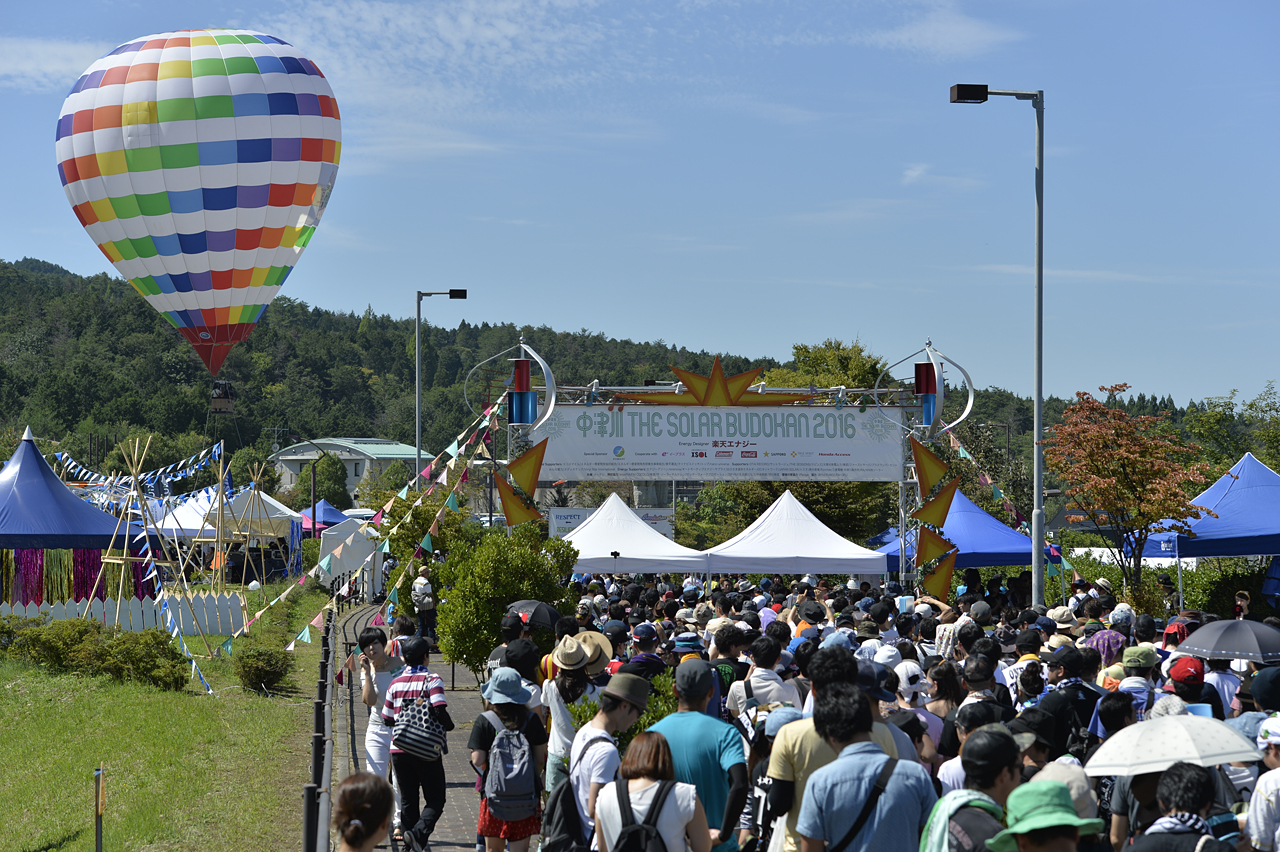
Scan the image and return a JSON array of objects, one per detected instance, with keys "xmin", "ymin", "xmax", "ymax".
[
  {"xmin": 541, "ymin": 738, "xmax": 612, "ymax": 852},
  {"xmin": 613, "ymin": 780, "xmax": 676, "ymax": 852}
]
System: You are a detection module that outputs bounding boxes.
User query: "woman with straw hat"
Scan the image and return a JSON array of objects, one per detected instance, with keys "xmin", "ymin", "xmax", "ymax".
[{"xmin": 543, "ymin": 636, "xmax": 610, "ymax": 794}]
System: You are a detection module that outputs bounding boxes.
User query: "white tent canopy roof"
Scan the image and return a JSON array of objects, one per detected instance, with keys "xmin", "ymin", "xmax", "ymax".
[
  {"xmin": 204, "ymin": 490, "xmax": 302, "ymax": 539},
  {"xmin": 155, "ymin": 490, "xmax": 217, "ymax": 538},
  {"xmin": 704, "ymin": 490, "xmax": 887, "ymax": 575},
  {"xmin": 565, "ymin": 493, "xmax": 705, "ymax": 572}
]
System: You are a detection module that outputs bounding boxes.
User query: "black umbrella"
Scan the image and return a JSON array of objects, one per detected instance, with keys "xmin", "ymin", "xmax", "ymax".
[
  {"xmin": 1176, "ymin": 619, "xmax": 1280, "ymax": 663},
  {"xmin": 506, "ymin": 600, "xmax": 562, "ymax": 631}
]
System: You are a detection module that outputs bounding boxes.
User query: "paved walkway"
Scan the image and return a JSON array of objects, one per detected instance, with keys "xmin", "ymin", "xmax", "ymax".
[{"xmin": 334, "ymin": 605, "xmax": 490, "ymax": 852}]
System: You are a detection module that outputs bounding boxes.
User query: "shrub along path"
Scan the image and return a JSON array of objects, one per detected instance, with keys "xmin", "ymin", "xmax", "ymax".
[{"xmin": 0, "ymin": 580, "xmax": 332, "ymax": 852}]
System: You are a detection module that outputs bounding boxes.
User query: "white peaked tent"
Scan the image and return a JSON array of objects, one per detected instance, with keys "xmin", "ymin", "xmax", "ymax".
[
  {"xmin": 317, "ymin": 518, "xmax": 384, "ymax": 597},
  {"xmin": 565, "ymin": 493, "xmax": 705, "ymax": 572},
  {"xmin": 206, "ymin": 490, "xmax": 302, "ymax": 538},
  {"xmin": 155, "ymin": 490, "xmax": 218, "ymax": 538},
  {"xmin": 704, "ymin": 490, "xmax": 887, "ymax": 575}
]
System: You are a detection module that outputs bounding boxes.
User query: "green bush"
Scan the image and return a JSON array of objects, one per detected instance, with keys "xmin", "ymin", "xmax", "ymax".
[
  {"xmin": 13, "ymin": 619, "xmax": 104, "ymax": 670},
  {"xmin": 300, "ymin": 538, "xmax": 322, "ymax": 571},
  {"xmin": 568, "ymin": 671, "xmax": 679, "ymax": 757},
  {"xmin": 233, "ymin": 645, "xmax": 294, "ymax": 691},
  {"xmin": 0, "ymin": 614, "xmax": 46, "ymax": 657},
  {"xmin": 102, "ymin": 630, "xmax": 188, "ymax": 691}
]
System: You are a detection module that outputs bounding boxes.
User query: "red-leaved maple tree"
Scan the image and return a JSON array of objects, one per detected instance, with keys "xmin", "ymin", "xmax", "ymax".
[{"xmin": 1042, "ymin": 384, "xmax": 1214, "ymax": 591}]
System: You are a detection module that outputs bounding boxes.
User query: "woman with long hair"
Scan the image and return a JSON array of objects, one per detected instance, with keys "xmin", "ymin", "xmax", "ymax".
[
  {"xmin": 925, "ymin": 660, "xmax": 965, "ymax": 719},
  {"xmin": 593, "ymin": 731, "xmax": 711, "ymax": 852}
]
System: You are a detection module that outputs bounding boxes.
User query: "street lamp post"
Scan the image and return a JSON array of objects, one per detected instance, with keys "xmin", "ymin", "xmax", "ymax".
[
  {"xmin": 415, "ymin": 290, "xmax": 468, "ymax": 485},
  {"xmin": 951, "ymin": 83, "xmax": 1046, "ymax": 606},
  {"xmin": 291, "ymin": 436, "xmax": 333, "ymax": 540}
]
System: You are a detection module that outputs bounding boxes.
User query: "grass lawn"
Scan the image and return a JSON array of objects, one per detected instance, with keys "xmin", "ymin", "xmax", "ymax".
[{"xmin": 0, "ymin": 582, "xmax": 333, "ymax": 852}]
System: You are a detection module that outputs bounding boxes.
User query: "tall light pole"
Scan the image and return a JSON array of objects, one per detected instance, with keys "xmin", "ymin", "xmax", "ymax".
[
  {"xmin": 415, "ymin": 290, "xmax": 468, "ymax": 485},
  {"xmin": 951, "ymin": 83, "xmax": 1046, "ymax": 606}
]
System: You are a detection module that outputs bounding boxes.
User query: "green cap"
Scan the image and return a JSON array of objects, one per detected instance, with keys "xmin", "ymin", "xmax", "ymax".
[
  {"xmin": 1121, "ymin": 645, "xmax": 1158, "ymax": 668},
  {"xmin": 987, "ymin": 781, "xmax": 1105, "ymax": 852}
]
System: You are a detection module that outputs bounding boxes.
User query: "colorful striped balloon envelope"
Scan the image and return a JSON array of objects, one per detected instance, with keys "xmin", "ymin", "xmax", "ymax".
[{"xmin": 56, "ymin": 29, "xmax": 341, "ymax": 375}]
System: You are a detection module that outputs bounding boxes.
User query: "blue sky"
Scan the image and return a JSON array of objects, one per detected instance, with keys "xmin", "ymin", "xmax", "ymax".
[{"xmin": 2, "ymin": 1, "xmax": 1276, "ymax": 402}]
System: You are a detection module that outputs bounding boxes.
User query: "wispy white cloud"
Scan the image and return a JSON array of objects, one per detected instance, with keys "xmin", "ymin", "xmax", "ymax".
[
  {"xmin": 859, "ymin": 4, "xmax": 1023, "ymax": 61},
  {"xmin": 901, "ymin": 163, "xmax": 982, "ymax": 190},
  {"xmin": 0, "ymin": 37, "xmax": 112, "ymax": 92},
  {"xmin": 788, "ymin": 198, "xmax": 913, "ymax": 223},
  {"xmin": 971, "ymin": 264, "xmax": 1166, "ymax": 283}
]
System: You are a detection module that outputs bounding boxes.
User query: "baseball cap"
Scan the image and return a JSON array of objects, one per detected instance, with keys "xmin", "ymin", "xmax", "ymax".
[
  {"xmin": 694, "ymin": 603, "xmax": 715, "ymax": 625},
  {"xmin": 1109, "ymin": 603, "xmax": 1135, "ymax": 628},
  {"xmin": 602, "ymin": 619, "xmax": 629, "ymax": 641},
  {"xmin": 1012, "ymin": 610, "xmax": 1038, "ymax": 627},
  {"xmin": 1015, "ymin": 628, "xmax": 1043, "ymax": 654},
  {"xmin": 820, "ymin": 631, "xmax": 853, "ymax": 651},
  {"xmin": 835, "ymin": 611, "xmax": 857, "ymax": 628},
  {"xmin": 1035, "ymin": 616, "xmax": 1059, "ymax": 635},
  {"xmin": 673, "ymin": 632, "xmax": 703, "ymax": 653},
  {"xmin": 1166, "ymin": 656, "xmax": 1205, "ymax": 688},
  {"xmin": 1039, "ymin": 644, "xmax": 1083, "ymax": 675},
  {"xmin": 675, "ymin": 658, "xmax": 713, "ymax": 698},
  {"xmin": 868, "ymin": 602, "xmax": 894, "ymax": 624},
  {"xmin": 765, "ymin": 706, "xmax": 805, "ymax": 738},
  {"xmin": 956, "ymin": 704, "xmax": 1006, "ymax": 732},
  {"xmin": 963, "ymin": 654, "xmax": 996, "ymax": 685},
  {"xmin": 873, "ymin": 645, "xmax": 903, "ymax": 669},
  {"xmin": 856, "ymin": 661, "xmax": 897, "ymax": 703},
  {"xmin": 1254, "ymin": 668, "xmax": 1280, "ymax": 712},
  {"xmin": 960, "ymin": 724, "xmax": 1024, "ymax": 778},
  {"xmin": 632, "ymin": 622, "xmax": 658, "ymax": 641},
  {"xmin": 1257, "ymin": 713, "xmax": 1280, "ymax": 749},
  {"xmin": 501, "ymin": 613, "xmax": 525, "ymax": 631},
  {"xmin": 1008, "ymin": 707, "xmax": 1055, "ymax": 750},
  {"xmin": 1121, "ymin": 646, "xmax": 1159, "ymax": 668},
  {"xmin": 895, "ymin": 660, "xmax": 927, "ymax": 696},
  {"xmin": 970, "ymin": 601, "xmax": 992, "ymax": 623},
  {"xmin": 675, "ymin": 607, "xmax": 696, "ymax": 624}
]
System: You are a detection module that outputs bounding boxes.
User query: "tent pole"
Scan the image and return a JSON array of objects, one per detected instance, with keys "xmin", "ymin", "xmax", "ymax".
[
  {"xmin": 84, "ymin": 464, "xmax": 132, "ymax": 621},
  {"xmin": 114, "ymin": 437, "xmax": 150, "ymax": 628}
]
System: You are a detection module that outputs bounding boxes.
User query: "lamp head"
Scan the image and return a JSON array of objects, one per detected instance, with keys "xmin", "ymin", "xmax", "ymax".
[{"xmin": 950, "ymin": 84, "xmax": 988, "ymax": 104}]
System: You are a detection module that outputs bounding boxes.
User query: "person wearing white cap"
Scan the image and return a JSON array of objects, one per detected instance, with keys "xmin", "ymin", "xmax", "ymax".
[
  {"xmin": 894, "ymin": 660, "xmax": 945, "ymax": 759},
  {"xmin": 1247, "ymin": 713, "xmax": 1280, "ymax": 852}
]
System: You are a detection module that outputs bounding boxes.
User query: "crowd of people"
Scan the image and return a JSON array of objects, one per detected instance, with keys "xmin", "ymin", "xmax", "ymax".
[{"xmin": 335, "ymin": 563, "xmax": 1280, "ymax": 852}]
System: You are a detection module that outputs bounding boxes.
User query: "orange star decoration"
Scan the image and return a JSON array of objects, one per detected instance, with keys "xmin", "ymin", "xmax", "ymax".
[
  {"xmin": 921, "ymin": 552, "xmax": 957, "ymax": 599},
  {"xmin": 614, "ymin": 356, "xmax": 814, "ymax": 406},
  {"xmin": 495, "ymin": 476, "xmax": 542, "ymax": 526}
]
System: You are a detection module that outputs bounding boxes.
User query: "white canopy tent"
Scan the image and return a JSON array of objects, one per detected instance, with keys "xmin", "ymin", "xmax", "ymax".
[
  {"xmin": 155, "ymin": 490, "xmax": 218, "ymax": 538},
  {"xmin": 207, "ymin": 490, "xmax": 302, "ymax": 539},
  {"xmin": 317, "ymin": 518, "xmax": 383, "ymax": 597},
  {"xmin": 704, "ymin": 490, "xmax": 888, "ymax": 575},
  {"xmin": 565, "ymin": 493, "xmax": 705, "ymax": 572}
]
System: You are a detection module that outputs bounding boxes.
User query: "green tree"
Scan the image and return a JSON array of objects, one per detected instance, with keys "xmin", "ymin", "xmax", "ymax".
[
  {"xmin": 288, "ymin": 453, "xmax": 353, "ymax": 511},
  {"xmin": 228, "ymin": 445, "xmax": 281, "ymax": 495},
  {"xmin": 435, "ymin": 524, "xmax": 578, "ymax": 677},
  {"xmin": 764, "ymin": 338, "xmax": 889, "ymax": 390}
]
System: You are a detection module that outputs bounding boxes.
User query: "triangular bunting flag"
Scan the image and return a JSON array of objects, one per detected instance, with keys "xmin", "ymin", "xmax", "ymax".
[
  {"xmin": 436, "ymin": 468, "xmax": 448, "ymax": 485},
  {"xmin": 459, "ymin": 469, "xmax": 469, "ymax": 485},
  {"xmin": 445, "ymin": 493, "xmax": 460, "ymax": 512},
  {"xmin": 297, "ymin": 574, "xmax": 307, "ymax": 585},
  {"xmin": 428, "ymin": 518, "xmax": 439, "ymax": 536},
  {"xmin": 444, "ymin": 440, "xmax": 459, "ymax": 458},
  {"xmin": 915, "ymin": 527, "xmax": 957, "ymax": 569},
  {"xmin": 911, "ymin": 478, "xmax": 961, "ymax": 528},
  {"xmin": 285, "ymin": 640, "xmax": 297, "ymax": 651},
  {"xmin": 992, "ymin": 484, "xmax": 1004, "ymax": 500},
  {"xmin": 495, "ymin": 475, "xmax": 543, "ymax": 526},
  {"xmin": 420, "ymin": 532, "xmax": 432, "ymax": 552},
  {"xmin": 377, "ymin": 539, "xmax": 391, "ymax": 553},
  {"xmin": 397, "ymin": 485, "xmax": 410, "ymax": 500},
  {"xmin": 910, "ymin": 437, "xmax": 949, "ymax": 495},
  {"xmin": 921, "ymin": 552, "xmax": 957, "ymax": 599},
  {"xmin": 506, "ymin": 439, "xmax": 548, "ymax": 495},
  {"xmin": 335, "ymin": 668, "xmax": 344, "ymax": 686},
  {"xmin": 295, "ymin": 625, "xmax": 312, "ymax": 644},
  {"xmin": 220, "ymin": 637, "xmax": 233, "ymax": 657},
  {"xmin": 371, "ymin": 610, "xmax": 386, "ymax": 626},
  {"xmin": 317, "ymin": 554, "xmax": 332, "ymax": 572},
  {"xmin": 413, "ymin": 546, "xmax": 423, "ymax": 560},
  {"xmin": 383, "ymin": 496, "xmax": 396, "ymax": 512},
  {"xmin": 309, "ymin": 611, "xmax": 325, "ymax": 629},
  {"xmin": 387, "ymin": 587, "xmax": 399, "ymax": 604},
  {"xmin": 420, "ymin": 463, "xmax": 434, "ymax": 479},
  {"xmin": 371, "ymin": 510, "xmax": 383, "ymax": 526}
]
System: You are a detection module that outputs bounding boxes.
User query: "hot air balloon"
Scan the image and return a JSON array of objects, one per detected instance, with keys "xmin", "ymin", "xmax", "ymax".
[{"xmin": 55, "ymin": 29, "xmax": 341, "ymax": 375}]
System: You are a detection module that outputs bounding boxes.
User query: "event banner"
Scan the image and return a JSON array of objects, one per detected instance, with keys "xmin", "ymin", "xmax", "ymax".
[
  {"xmin": 534, "ymin": 405, "xmax": 903, "ymax": 481},
  {"xmin": 549, "ymin": 507, "xmax": 675, "ymax": 540}
]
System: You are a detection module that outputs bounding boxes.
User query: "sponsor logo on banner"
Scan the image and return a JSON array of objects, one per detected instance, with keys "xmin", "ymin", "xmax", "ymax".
[
  {"xmin": 613, "ymin": 446, "xmax": 626, "ymax": 457},
  {"xmin": 716, "ymin": 451, "xmax": 732, "ymax": 458},
  {"xmin": 550, "ymin": 507, "xmax": 675, "ymax": 540},
  {"xmin": 741, "ymin": 451, "xmax": 757, "ymax": 458}
]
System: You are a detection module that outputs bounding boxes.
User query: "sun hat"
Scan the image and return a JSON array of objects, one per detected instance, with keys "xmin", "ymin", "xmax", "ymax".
[
  {"xmin": 551, "ymin": 636, "xmax": 589, "ymax": 670},
  {"xmin": 987, "ymin": 781, "xmax": 1104, "ymax": 852},
  {"xmin": 576, "ymin": 631, "xmax": 614, "ymax": 676},
  {"xmin": 873, "ymin": 645, "xmax": 902, "ymax": 669},
  {"xmin": 765, "ymin": 706, "xmax": 805, "ymax": 738},
  {"xmin": 798, "ymin": 600, "xmax": 826, "ymax": 624},
  {"xmin": 1093, "ymin": 577, "xmax": 1113, "ymax": 594},
  {"xmin": 1032, "ymin": 763, "xmax": 1099, "ymax": 819},
  {"xmin": 706, "ymin": 616, "xmax": 735, "ymax": 636},
  {"xmin": 482, "ymin": 667, "xmax": 533, "ymax": 705},
  {"xmin": 602, "ymin": 673, "xmax": 651, "ymax": 712},
  {"xmin": 1047, "ymin": 633, "xmax": 1074, "ymax": 650},
  {"xmin": 1048, "ymin": 606, "xmax": 1078, "ymax": 631},
  {"xmin": 694, "ymin": 602, "xmax": 715, "ymax": 625}
]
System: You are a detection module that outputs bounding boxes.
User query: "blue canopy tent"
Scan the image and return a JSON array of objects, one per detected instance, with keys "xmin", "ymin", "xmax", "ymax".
[
  {"xmin": 876, "ymin": 490, "xmax": 1055, "ymax": 570},
  {"xmin": 299, "ymin": 499, "xmax": 350, "ymax": 531},
  {"xmin": 0, "ymin": 428, "xmax": 146, "ymax": 549},
  {"xmin": 1142, "ymin": 453, "xmax": 1280, "ymax": 558}
]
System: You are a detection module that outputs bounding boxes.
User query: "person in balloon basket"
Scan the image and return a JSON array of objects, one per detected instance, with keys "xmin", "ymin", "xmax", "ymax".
[{"xmin": 381, "ymin": 638, "xmax": 454, "ymax": 852}]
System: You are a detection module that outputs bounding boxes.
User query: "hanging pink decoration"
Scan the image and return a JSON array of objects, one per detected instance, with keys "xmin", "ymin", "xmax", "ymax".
[
  {"xmin": 16, "ymin": 549, "xmax": 44, "ymax": 606},
  {"xmin": 131, "ymin": 550, "xmax": 148, "ymax": 601},
  {"xmin": 73, "ymin": 549, "xmax": 104, "ymax": 602}
]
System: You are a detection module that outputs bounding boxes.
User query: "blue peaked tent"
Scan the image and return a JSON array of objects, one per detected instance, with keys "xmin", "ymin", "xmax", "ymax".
[
  {"xmin": 299, "ymin": 499, "xmax": 349, "ymax": 529},
  {"xmin": 0, "ymin": 428, "xmax": 144, "ymax": 549},
  {"xmin": 876, "ymin": 490, "xmax": 1052, "ymax": 570},
  {"xmin": 1142, "ymin": 453, "xmax": 1280, "ymax": 558}
]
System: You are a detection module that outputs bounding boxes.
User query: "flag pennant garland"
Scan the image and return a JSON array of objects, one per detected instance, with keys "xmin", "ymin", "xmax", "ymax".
[
  {"xmin": 915, "ymin": 527, "xmax": 957, "ymax": 569},
  {"xmin": 911, "ymin": 478, "xmax": 961, "ymax": 528},
  {"xmin": 371, "ymin": 510, "xmax": 383, "ymax": 526},
  {"xmin": 295, "ymin": 625, "xmax": 312, "ymax": 645},
  {"xmin": 444, "ymin": 493, "xmax": 460, "ymax": 513},
  {"xmin": 371, "ymin": 611, "xmax": 386, "ymax": 626},
  {"xmin": 220, "ymin": 637, "xmax": 234, "ymax": 657},
  {"xmin": 286, "ymin": 640, "xmax": 297, "ymax": 652},
  {"xmin": 506, "ymin": 439, "xmax": 548, "ymax": 496},
  {"xmin": 910, "ymin": 437, "xmax": 949, "ymax": 495},
  {"xmin": 420, "ymin": 532, "xmax": 432, "ymax": 552},
  {"xmin": 428, "ymin": 518, "xmax": 439, "ymax": 536},
  {"xmin": 397, "ymin": 485, "xmax": 410, "ymax": 500},
  {"xmin": 309, "ymin": 610, "xmax": 325, "ymax": 629},
  {"xmin": 921, "ymin": 552, "xmax": 957, "ymax": 599},
  {"xmin": 495, "ymin": 475, "xmax": 542, "ymax": 526}
]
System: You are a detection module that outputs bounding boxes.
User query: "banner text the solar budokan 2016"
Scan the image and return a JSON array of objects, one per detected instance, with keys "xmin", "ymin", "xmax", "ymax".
[{"xmin": 532, "ymin": 405, "xmax": 904, "ymax": 481}]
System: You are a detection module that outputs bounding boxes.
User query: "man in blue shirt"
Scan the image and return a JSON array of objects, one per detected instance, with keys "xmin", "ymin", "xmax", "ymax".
[
  {"xmin": 796, "ymin": 681, "xmax": 937, "ymax": 852},
  {"xmin": 648, "ymin": 659, "xmax": 748, "ymax": 852}
]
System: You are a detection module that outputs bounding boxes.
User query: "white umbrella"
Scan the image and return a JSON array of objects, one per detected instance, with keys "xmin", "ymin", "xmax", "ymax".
[{"xmin": 1083, "ymin": 715, "xmax": 1261, "ymax": 777}]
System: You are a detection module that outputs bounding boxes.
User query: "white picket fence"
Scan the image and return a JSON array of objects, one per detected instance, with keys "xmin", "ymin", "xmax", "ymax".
[{"xmin": 0, "ymin": 593, "xmax": 246, "ymax": 636}]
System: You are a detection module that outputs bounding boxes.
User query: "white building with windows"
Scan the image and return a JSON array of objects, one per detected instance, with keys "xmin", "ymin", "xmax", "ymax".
[{"xmin": 269, "ymin": 438, "xmax": 429, "ymax": 506}]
